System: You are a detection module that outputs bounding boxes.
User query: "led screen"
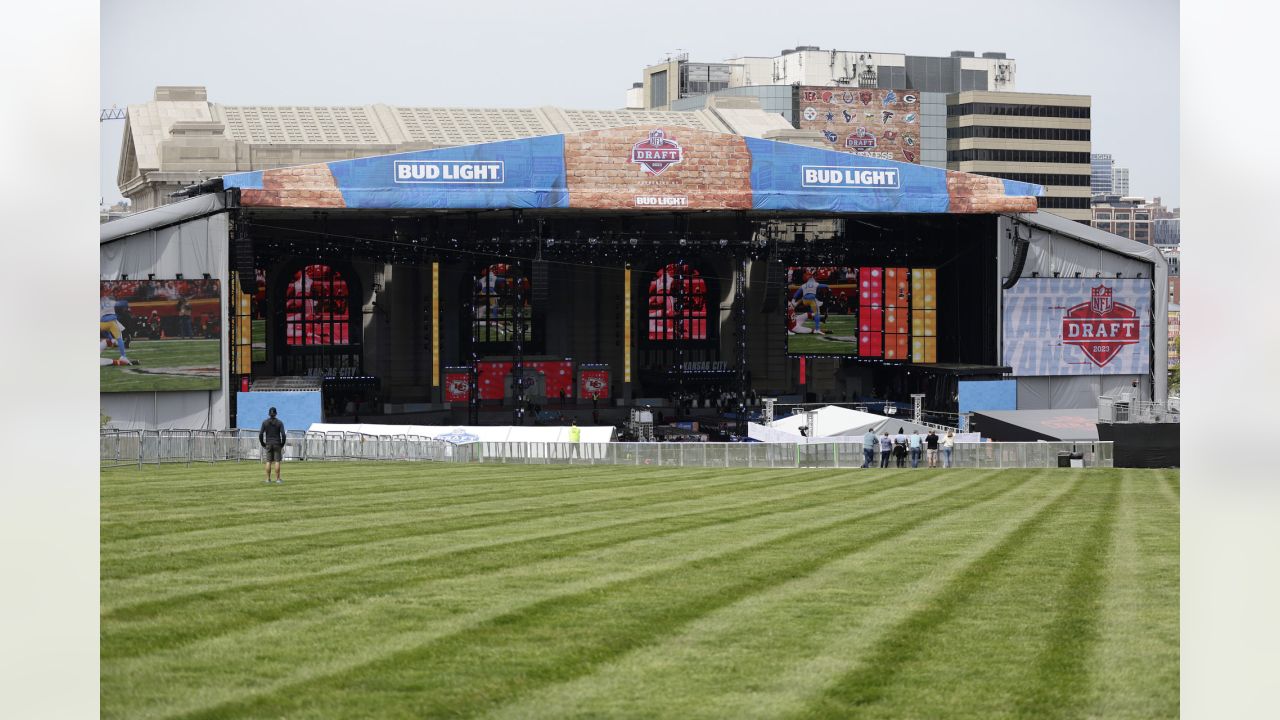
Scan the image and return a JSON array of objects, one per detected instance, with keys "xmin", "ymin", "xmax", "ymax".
[
  {"xmin": 647, "ymin": 262, "xmax": 708, "ymax": 341},
  {"xmin": 100, "ymin": 279, "xmax": 221, "ymax": 392},
  {"xmin": 473, "ymin": 263, "xmax": 532, "ymax": 343},
  {"xmin": 1003, "ymin": 278, "xmax": 1150, "ymax": 375}
]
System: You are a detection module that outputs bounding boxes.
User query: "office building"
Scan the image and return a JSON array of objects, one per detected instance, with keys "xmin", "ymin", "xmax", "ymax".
[
  {"xmin": 947, "ymin": 91, "xmax": 1093, "ymax": 222},
  {"xmin": 1091, "ymin": 153, "xmax": 1113, "ymax": 195},
  {"xmin": 1113, "ymin": 166, "xmax": 1130, "ymax": 196}
]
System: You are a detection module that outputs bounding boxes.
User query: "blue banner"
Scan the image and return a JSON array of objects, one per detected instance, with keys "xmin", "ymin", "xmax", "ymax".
[{"xmin": 746, "ymin": 137, "xmax": 951, "ymax": 213}]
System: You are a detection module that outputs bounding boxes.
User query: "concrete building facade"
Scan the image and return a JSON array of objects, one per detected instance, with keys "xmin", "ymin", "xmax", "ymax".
[{"xmin": 947, "ymin": 91, "xmax": 1093, "ymax": 222}]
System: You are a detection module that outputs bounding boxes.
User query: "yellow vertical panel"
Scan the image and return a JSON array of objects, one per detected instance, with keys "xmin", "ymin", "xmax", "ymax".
[
  {"xmin": 912, "ymin": 309, "xmax": 925, "ymax": 331},
  {"xmin": 432, "ymin": 262, "xmax": 440, "ymax": 387},
  {"xmin": 624, "ymin": 266, "xmax": 632, "ymax": 383},
  {"xmin": 912, "ymin": 337, "xmax": 925, "ymax": 361}
]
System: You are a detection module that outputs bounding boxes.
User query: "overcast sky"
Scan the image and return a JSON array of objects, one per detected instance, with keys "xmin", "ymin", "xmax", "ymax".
[{"xmin": 100, "ymin": 0, "xmax": 1179, "ymax": 207}]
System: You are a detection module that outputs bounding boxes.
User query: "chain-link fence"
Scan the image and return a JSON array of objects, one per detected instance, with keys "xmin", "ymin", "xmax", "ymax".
[{"xmin": 102, "ymin": 431, "xmax": 1111, "ymax": 470}]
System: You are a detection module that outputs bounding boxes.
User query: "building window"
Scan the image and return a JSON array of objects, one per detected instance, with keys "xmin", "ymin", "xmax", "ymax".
[
  {"xmin": 1037, "ymin": 196, "xmax": 1092, "ymax": 209},
  {"xmin": 947, "ymin": 102, "xmax": 1090, "ymax": 119},
  {"xmin": 946, "ymin": 126, "xmax": 1091, "ymax": 141},
  {"xmin": 650, "ymin": 70, "xmax": 668, "ymax": 107},
  {"xmin": 1096, "ymin": 211, "xmax": 1112, "ymax": 219},
  {"xmin": 948, "ymin": 149, "xmax": 1091, "ymax": 164}
]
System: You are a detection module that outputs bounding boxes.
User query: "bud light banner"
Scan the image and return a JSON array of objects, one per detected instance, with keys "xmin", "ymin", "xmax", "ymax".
[
  {"xmin": 1003, "ymin": 279, "xmax": 1151, "ymax": 376},
  {"xmin": 222, "ymin": 127, "xmax": 1041, "ymax": 214}
]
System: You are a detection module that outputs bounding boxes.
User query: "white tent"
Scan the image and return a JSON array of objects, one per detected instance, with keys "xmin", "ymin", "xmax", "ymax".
[
  {"xmin": 749, "ymin": 405, "xmax": 955, "ymax": 443},
  {"xmin": 306, "ymin": 423, "xmax": 615, "ymax": 444}
]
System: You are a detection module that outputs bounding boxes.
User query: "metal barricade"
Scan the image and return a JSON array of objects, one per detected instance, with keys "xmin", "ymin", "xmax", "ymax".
[{"xmin": 101, "ymin": 432, "xmax": 1112, "ymax": 470}]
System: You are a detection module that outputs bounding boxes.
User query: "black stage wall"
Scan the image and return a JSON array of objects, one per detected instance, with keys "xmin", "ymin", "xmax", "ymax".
[{"xmin": 1097, "ymin": 423, "xmax": 1181, "ymax": 468}]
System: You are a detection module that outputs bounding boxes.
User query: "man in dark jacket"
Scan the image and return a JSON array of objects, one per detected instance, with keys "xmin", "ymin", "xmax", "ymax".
[{"xmin": 259, "ymin": 407, "xmax": 286, "ymax": 484}]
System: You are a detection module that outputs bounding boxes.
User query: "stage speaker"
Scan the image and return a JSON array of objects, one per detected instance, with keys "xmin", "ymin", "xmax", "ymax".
[
  {"xmin": 235, "ymin": 234, "xmax": 256, "ymax": 294},
  {"xmin": 531, "ymin": 259, "xmax": 550, "ymax": 305},
  {"xmin": 760, "ymin": 259, "xmax": 784, "ymax": 314}
]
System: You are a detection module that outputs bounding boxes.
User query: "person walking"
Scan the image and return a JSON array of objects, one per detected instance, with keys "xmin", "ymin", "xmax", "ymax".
[
  {"xmin": 893, "ymin": 427, "xmax": 908, "ymax": 468},
  {"xmin": 862, "ymin": 429, "xmax": 878, "ymax": 468},
  {"xmin": 908, "ymin": 430, "xmax": 923, "ymax": 468},
  {"xmin": 879, "ymin": 431, "xmax": 892, "ymax": 468},
  {"xmin": 925, "ymin": 429, "xmax": 940, "ymax": 468},
  {"xmin": 943, "ymin": 430, "xmax": 956, "ymax": 468},
  {"xmin": 259, "ymin": 407, "xmax": 286, "ymax": 484}
]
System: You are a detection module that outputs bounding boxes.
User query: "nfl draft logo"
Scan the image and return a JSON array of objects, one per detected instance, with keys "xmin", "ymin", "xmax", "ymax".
[
  {"xmin": 1062, "ymin": 285, "xmax": 1141, "ymax": 367},
  {"xmin": 845, "ymin": 128, "xmax": 877, "ymax": 150},
  {"xmin": 630, "ymin": 129, "xmax": 683, "ymax": 176}
]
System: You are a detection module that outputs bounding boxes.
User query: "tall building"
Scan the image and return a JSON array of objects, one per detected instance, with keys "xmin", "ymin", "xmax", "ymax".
[
  {"xmin": 636, "ymin": 49, "xmax": 1091, "ymax": 221},
  {"xmin": 947, "ymin": 91, "xmax": 1093, "ymax": 222},
  {"xmin": 637, "ymin": 48, "xmax": 1017, "ymax": 111},
  {"xmin": 1091, "ymin": 195, "xmax": 1152, "ymax": 243},
  {"xmin": 1091, "ymin": 153, "xmax": 1114, "ymax": 195},
  {"xmin": 1113, "ymin": 166, "xmax": 1130, "ymax": 195}
]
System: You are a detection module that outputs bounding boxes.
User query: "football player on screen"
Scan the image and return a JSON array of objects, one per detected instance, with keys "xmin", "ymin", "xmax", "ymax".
[{"xmin": 100, "ymin": 293, "xmax": 138, "ymax": 366}]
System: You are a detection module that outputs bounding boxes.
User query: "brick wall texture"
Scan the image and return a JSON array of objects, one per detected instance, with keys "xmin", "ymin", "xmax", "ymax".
[
  {"xmin": 946, "ymin": 171, "xmax": 1038, "ymax": 214},
  {"xmin": 564, "ymin": 126, "xmax": 753, "ymax": 210},
  {"xmin": 240, "ymin": 164, "xmax": 347, "ymax": 208}
]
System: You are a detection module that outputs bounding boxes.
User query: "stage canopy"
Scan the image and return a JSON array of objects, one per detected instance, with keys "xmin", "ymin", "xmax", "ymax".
[{"xmin": 222, "ymin": 126, "xmax": 1042, "ymax": 214}]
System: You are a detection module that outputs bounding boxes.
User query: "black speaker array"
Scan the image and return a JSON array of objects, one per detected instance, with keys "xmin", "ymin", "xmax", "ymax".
[
  {"xmin": 761, "ymin": 259, "xmax": 785, "ymax": 313},
  {"xmin": 235, "ymin": 234, "xmax": 255, "ymax": 294},
  {"xmin": 531, "ymin": 259, "xmax": 550, "ymax": 305}
]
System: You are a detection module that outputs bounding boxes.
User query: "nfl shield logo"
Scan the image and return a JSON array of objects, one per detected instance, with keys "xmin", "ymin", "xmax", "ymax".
[
  {"xmin": 1090, "ymin": 286, "xmax": 1114, "ymax": 316},
  {"xmin": 630, "ymin": 129, "xmax": 684, "ymax": 176}
]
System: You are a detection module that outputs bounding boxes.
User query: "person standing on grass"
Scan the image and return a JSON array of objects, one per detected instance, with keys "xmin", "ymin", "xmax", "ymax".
[
  {"xmin": 862, "ymin": 429, "xmax": 878, "ymax": 468},
  {"xmin": 259, "ymin": 407, "xmax": 286, "ymax": 484},
  {"xmin": 925, "ymin": 429, "xmax": 940, "ymax": 468},
  {"xmin": 943, "ymin": 430, "xmax": 956, "ymax": 468},
  {"xmin": 879, "ymin": 431, "xmax": 892, "ymax": 468},
  {"xmin": 908, "ymin": 429, "xmax": 923, "ymax": 468},
  {"xmin": 893, "ymin": 427, "xmax": 908, "ymax": 468}
]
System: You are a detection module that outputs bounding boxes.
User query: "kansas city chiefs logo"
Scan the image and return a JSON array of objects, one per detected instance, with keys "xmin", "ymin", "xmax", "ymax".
[
  {"xmin": 447, "ymin": 378, "xmax": 470, "ymax": 396},
  {"xmin": 630, "ymin": 129, "xmax": 683, "ymax": 175},
  {"xmin": 583, "ymin": 376, "xmax": 606, "ymax": 394},
  {"xmin": 1062, "ymin": 285, "xmax": 1141, "ymax": 367}
]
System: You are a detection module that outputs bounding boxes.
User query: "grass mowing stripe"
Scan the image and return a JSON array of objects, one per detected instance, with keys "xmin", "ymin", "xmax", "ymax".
[
  {"xmin": 476, "ymin": 471, "xmax": 1066, "ymax": 720},
  {"xmin": 169, "ymin": 472, "xmax": 1029, "ymax": 719},
  {"xmin": 1085, "ymin": 471, "xmax": 1179, "ymax": 719},
  {"xmin": 103, "ymin": 472, "xmax": 947, "ymax": 656},
  {"xmin": 800, "ymin": 473, "xmax": 1091, "ymax": 717},
  {"xmin": 1011, "ymin": 477, "xmax": 1121, "ymax": 719},
  {"xmin": 106, "ymin": 473, "xmax": 998, "ymax": 718},
  {"xmin": 102, "ymin": 467, "xmax": 825, "ymax": 577},
  {"xmin": 101, "ymin": 464, "xmax": 739, "ymax": 542},
  {"xmin": 101, "ymin": 468, "xmax": 911, "ymax": 611},
  {"xmin": 1153, "ymin": 469, "xmax": 1180, "ymax": 510}
]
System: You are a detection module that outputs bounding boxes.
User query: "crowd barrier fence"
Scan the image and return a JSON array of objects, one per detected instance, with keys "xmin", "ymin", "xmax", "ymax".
[{"xmin": 102, "ymin": 431, "xmax": 1111, "ymax": 470}]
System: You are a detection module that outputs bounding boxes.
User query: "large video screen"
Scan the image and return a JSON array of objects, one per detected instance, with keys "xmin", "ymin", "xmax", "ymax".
[
  {"xmin": 787, "ymin": 266, "xmax": 939, "ymax": 362},
  {"xmin": 1003, "ymin": 278, "xmax": 1150, "ymax": 375},
  {"xmin": 285, "ymin": 264, "xmax": 351, "ymax": 346},
  {"xmin": 100, "ymin": 279, "xmax": 222, "ymax": 392},
  {"xmin": 647, "ymin": 262, "xmax": 709, "ymax": 341},
  {"xmin": 473, "ymin": 263, "xmax": 532, "ymax": 343},
  {"xmin": 784, "ymin": 267, "xmax": 858, "ymax": 355}
]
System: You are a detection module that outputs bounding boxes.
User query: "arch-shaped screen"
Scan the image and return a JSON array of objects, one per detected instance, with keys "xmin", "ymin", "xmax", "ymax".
[{"xmin": 284, "ymin": 264, "xmax": 351, "ymax": 346}]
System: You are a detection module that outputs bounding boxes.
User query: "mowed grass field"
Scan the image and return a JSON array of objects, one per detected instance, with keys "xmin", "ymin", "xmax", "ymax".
[
  {"xmin": 101, "ymin": 463, "xmax": 1179, "ymax": 720},
  {"xmin": 101, "ymin": 338, "xmax": 221, "ymax": 392}
]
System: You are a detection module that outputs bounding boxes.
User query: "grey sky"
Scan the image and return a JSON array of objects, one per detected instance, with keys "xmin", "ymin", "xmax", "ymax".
[{"xmin": 101, "ymin": 0, "xmax": 1178, "ymax": 207}]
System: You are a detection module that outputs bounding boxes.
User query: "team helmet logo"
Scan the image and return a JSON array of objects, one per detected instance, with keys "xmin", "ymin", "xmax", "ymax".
[
  {"xmin": 630, "ymin": 129, "xmax": 683, "ymax": 176},
  {"xmin": 1062, "ymin": 285, "xmax": 1141, "ymax": 367},
  {"xmin": 447, "ymin": 378, "xmax": 470, "ymax": 397},
  {"xmin": 582, "ymin": 376, "xmax": 607, "ymax": 394}
]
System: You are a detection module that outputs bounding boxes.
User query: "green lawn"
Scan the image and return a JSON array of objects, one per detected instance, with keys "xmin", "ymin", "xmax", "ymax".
[
  {"xmin": 101, "ymin": 338, "xmax": 221, "ymax": 392},
  {"xmin": 786, "ymin": 314, "xmax": 857, "ymax": 355},
  {"xmin": 101, "ymin": 464, "xmax": 1179, "ymax": 719}
]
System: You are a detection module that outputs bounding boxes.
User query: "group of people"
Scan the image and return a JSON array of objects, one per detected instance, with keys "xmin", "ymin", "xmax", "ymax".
[{"xmin": 862, "ymin": 427, "xmax": 955, "ymax": 469}]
